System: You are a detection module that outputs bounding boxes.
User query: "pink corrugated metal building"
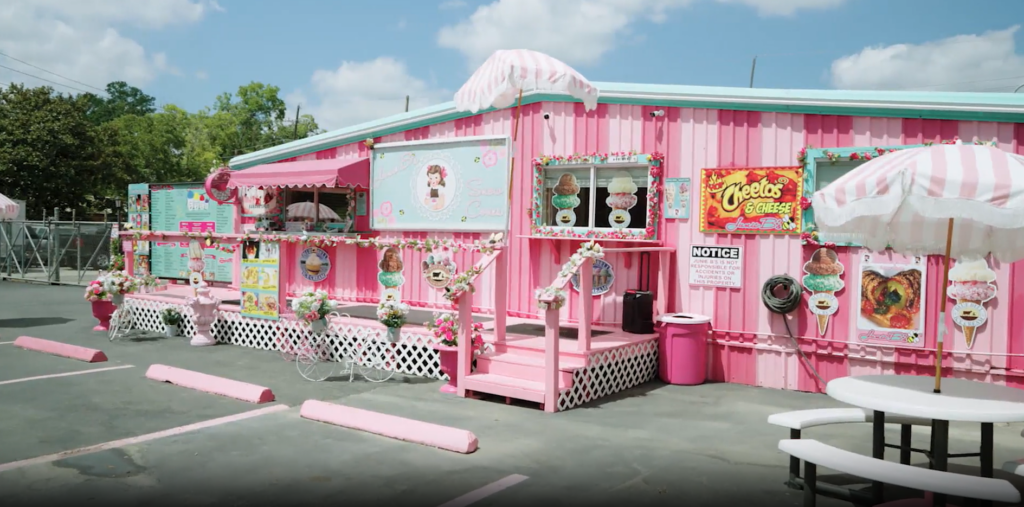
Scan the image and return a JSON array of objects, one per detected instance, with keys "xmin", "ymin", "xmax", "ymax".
[{"xmin": 226, "ymin": 83, "xmax": 1024, "ymax": 396}]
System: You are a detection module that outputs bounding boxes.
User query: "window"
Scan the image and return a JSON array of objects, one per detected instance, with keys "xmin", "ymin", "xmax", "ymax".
[
  {"xmin": 284, "ymin": 187, "xmax": 353, "ymax": 233},
  {"xmin": 801, "ymin": 145, "xmax": 923, "ymax": 246},
  {"xmin": 532, "ymin": 153, "xmax": 662, "ymax": 241}
]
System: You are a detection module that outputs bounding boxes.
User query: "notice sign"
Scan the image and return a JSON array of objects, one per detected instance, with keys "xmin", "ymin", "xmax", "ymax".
[{"xmin": 688, "ymin": 245, "xmax": 743, "ymax": 288}]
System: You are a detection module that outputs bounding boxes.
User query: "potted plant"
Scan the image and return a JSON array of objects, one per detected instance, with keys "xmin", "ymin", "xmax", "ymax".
[
  {"xmin": 425, "ymin": 311, "xmax": 488, "ymax": 394},
  {"xmin": 139, "ymin": 274, "xmax": 159, "ymax": 294},
  {"xmin": 102, "ymin": 271, "xmax": 139, "ymax": 307},
  {"xmin": 161, "ymin": 307, "xmax": 183, "ymax": 337},
  {"xmin": 84, "ymin": 276, "xmax": 115, "ymax": 331},
  {"xmin": 376, "ymin": 300, "xmax": 410, "ymax": 342},
  {"xmin": 291, "ymin": 290, "xmax": 337, "ymax": 333}
]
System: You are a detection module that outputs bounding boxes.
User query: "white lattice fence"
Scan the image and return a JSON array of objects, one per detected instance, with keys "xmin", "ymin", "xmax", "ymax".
[
  {"xmin": 125, "ymin": 297, "xmax": 445, "ymax": 380},
  {"xmin": 557, "ymin": 339, "xmax": 658, "ymax": 411}
]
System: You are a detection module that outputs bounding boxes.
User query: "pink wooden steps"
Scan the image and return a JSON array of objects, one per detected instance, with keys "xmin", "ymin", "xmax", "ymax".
[{"xmin": 462, "ymin": 337, "xmax": 585, "ymax": 409}]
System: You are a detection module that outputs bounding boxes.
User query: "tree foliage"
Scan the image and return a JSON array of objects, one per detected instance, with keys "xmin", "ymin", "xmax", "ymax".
[{"xmin": 0, "ymin": 80, "xmax": 321, "ymax": 218}]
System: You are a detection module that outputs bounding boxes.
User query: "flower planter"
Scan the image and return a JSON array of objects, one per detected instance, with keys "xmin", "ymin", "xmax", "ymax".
[
  {"xmin": 164, "ymin": 324, "xmax": 179, "ymax": 337},
  {"xmin": 386, "ymin": 326, "xmax": 401, "ymax": 343},
  {"xmin": 433, "ymin": 344, "xmax": 459, "ymax": 394},
  {"xmin": 91, "ymin": 300, "xmax": 115, "ymax": 331},
  {"xmin": 310, "ymin": 318, "xmax": 327, "ymax": 334}
]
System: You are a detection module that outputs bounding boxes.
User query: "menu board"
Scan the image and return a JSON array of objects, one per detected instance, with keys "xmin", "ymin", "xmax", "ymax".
[
  {"xmin": 150, "ymin": 183, "xmax": 235, "ymax": 281},
  {"xmin": 127, "ymin": 183, "xmax": 151, "ymax": 274},
  {"xmin": 240, "ymin": 240, "xmax": 280, "ymax": 320}
]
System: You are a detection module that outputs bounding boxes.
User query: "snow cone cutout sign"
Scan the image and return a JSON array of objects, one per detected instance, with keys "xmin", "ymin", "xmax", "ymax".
[
  {"xmin": 946, "ymin": 257, "xmax": 997, "ymax": 349},
  {"xmin": 801, "ymin": 248, "xmax": 844, "ymax": 335},
  {"xmin": 551, "ymin": 173, "xmax": 581, "ymax": 227},
  {"xmin": 606, "ymin": 171, "xmax": 638, "ymax": 228}
]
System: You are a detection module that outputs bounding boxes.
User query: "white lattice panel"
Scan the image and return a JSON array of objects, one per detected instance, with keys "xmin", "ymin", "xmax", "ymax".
[
  {"xmin": 125, "ymin": 298, "xmax": 445, "ymax": 380},
  {"xmin": 557, "ymin": 339, "xmax": 658, "ymax": 411}
]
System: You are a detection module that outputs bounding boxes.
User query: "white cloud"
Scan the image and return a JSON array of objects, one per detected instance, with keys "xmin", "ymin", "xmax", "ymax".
[
  {"xmin": 716, "ymin": 0, "xmax": 844, "ymax": 16},
  {"xmin": 830, "ymin": 26, "xmax": 1024, "ymax": 92},
  {"xmin": 0, "ymin": 0, "xmax": 218, "ymax": 93},
  {"xmin": 438, "ymin": 0, "xmax": 847, "ymax": 69},
  {"xmin": 195, "ymin": 70, "xmax": 209, "ymax": 80},
  {"xmin": 287, "ymin": 57, "xmax": 449, "ymax": 131},
  {"xmin": 439, "ymin": 0, "xmax": 468, "ymax": 9}
]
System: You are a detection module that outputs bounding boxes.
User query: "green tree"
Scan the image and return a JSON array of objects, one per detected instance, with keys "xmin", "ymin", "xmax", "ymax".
[
  {"xmin": 212, "ymin": 81, "xmax": 321, "ymax": 158},
  {"xmin": 85, "ymin": 81, "xmax": 157, "ymax": 125},
  {"xmin": 0, "ymin": 84, "xmax": 105, "ymax": 217}
]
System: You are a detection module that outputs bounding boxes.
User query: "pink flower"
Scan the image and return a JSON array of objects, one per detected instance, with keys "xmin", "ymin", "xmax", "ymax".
[
  {"xmin": 849, "ymin": 152, "xmax": 860, "ymax": 161},
  {"xmin": 650, "ymin": 167, "xmax": 661, "ymax": 177},
  {"xmin": 800, "ymin": 197, "xmax": 812, "ymax": 210},
  {"xmin": 824, "ymin": 242, "xmax": 837, "ymax": 249},
  {"xmin": 800, "ymin": 232, "xmax": 812, "ymax": 242},
  {"xmin": 863, "ymin": 153, "xmax": 872, "ymax": 160}
]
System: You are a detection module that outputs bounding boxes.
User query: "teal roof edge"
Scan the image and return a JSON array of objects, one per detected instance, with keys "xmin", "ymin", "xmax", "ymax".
[{"xmin": 229, "ymin": 83, "xmax": 1024, "ymax": 169}]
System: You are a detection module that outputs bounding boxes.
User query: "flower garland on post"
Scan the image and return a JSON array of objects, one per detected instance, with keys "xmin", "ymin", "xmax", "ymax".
[
  {"xmin": 534, "ymin": 287, "xmax": 567, "ymax": 310},
  {"xmin": 558, "ymin": 240, "xmax": 605, "ymax": 279},
  {"xmin": 122, "ymin": 231, "xmax": 505, "ymax": 255},
  {"xmin": 443, "ymin": 265, "xmax": 484, "ymax": 302}
]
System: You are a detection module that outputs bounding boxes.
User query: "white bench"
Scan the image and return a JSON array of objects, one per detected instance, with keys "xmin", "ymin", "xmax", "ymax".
[
  {"xmin": 779, "ymin": 439, "xmax": 1020, "ymax": 507},
  {"xmin": 1000, "ymin": 428, "xmax": 1024, "ymax": 476},
  {"xmin": 769, "ymin": 407, "xmax": 933, "ymax": 491}
]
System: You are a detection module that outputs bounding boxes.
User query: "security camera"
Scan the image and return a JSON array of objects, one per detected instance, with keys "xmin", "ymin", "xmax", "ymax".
[
  {"xmin": 543, "ymin": 113, "xmax": 550, "ymax": 120},
  {"xmin": 650, "ymin": 110, "xmax": 665, "ymax": 118}
]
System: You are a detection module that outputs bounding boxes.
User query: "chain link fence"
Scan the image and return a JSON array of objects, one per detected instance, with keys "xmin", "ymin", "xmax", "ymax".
[{"xmin": 0, "ymin": 220, "xmax": 114, "ymax": 286}]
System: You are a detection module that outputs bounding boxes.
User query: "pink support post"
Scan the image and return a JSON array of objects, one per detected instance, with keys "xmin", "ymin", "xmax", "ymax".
[
  {"xmin": 122, "ymin": 239, "xmax": 134, "ymax": 276},
  {"xmin": 657, "ymin": 250, "xmax": 671, "ymax": 318},
  {"xmin": 577, "ymin": 257, "xmax": 592, "ymax": 353},
  {"xmin": 493, "ymin": 250, "xmax": 507, "ymax": 344},
  {"xmin": 456, "ymin": 295, "xmax": 473, "ymax": 398},
  {"xmin": 543, "ymin": 308, "xmax": 560, "ymax": 413}
]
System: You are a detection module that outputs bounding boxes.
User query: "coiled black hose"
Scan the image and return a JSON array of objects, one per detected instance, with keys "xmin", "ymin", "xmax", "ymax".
[{"xmin": 760, "ymin": 275, "xmax": 826, "ymax": 386}]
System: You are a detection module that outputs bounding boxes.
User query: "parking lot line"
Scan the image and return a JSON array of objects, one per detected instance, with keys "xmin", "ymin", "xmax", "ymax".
[
  {"xmin": 436, "ymin": 474, "xmax": 529, "ymax": 507},
  {"xmin": 0, "ymin": 341, "xmax": 14, "ymax": 345},
  {"xmin": 0, "ymin": 365, "xmax": 135, "ymax": 386},
  {"xmin": 0, "ymin": 404, "xmax": 290, "ymax": 473}
]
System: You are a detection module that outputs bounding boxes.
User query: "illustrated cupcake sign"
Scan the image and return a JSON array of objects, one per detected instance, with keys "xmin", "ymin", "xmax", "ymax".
[
  {"xmin": 422, "ymin": 250, "xmax": 456, "ymax": 290},
  {"xmin": 946, "ymin": 258, "xmax": 997, "ymax": 349},
  {"xmin": 378, "ymin": 247, "xmax": 405, "ymax": 302},
  {"xmin": 802, "ymin": 248, "xmax": 844, "ymax": 335},
  {"xmin": 299, "ymin": 247, "xmax": 331, "ymax": 283},
  {"xmin": 551, "ymin": 173, "xmax": 581, "ymax": 227},
  {"xmin": 606, "ymin": 171, "xmax": 638, "ymax": 228}
]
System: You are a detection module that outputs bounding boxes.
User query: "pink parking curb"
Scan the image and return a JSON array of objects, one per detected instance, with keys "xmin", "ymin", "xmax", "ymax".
[
  {"xmin": 145, "ymin": 364, "xmax": 275, "ymax": 404},
  {"xmin": 13, "ymin": 336, "xmax": 108, "ymax": 363},
  {"xmin": 299, "ymin": 400, "xmax": 479, "ymax": 454}
]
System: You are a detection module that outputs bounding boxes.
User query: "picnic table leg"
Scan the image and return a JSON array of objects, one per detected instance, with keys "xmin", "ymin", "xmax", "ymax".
[
  {"xmin": 872, "ymin": 411, "xmax": 886, "ymax": 505},
  {"xmin": 900, "ymin": 424, "xmax": 912, "ymax": 465},
  {"xmin": 803, "ymin": 461, "xmax": 817, "ymax": 507},
  {"xmin": 931, "ymin": 419, "xmax": 949, "ymax": 507},
  {"xmin": 979, "ymin": 422, "xmax": 994, "ymax": 507}
]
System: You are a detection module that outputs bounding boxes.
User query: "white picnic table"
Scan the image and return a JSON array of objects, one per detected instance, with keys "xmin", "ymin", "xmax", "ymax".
[{"xmin": 827, "ymin": 375, "xmax": 1024, "ymax": 507}]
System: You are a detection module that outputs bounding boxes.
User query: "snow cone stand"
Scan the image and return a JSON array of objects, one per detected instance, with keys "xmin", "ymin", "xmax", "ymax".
[{"xmin": 110, "ymin": 49, "xmax": 1024, "ymax": 416}]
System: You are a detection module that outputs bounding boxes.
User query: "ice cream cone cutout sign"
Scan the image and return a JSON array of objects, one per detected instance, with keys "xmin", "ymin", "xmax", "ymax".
[
  {"xmin": 606, "ymin": 171, "xmax": 638, "ymax": 228},
  {"xmin": 378, "ymin": 247, "xmax": 405, "ymax": 302},
  {"xmin": 946, "ymin": 258, "xmax": 996, "ymax": 349},
  {"xmin": 552, "ymin": 173, "xmax": 581, "ymax": 227},
  {"xmin": 802, "ymin": 248, "xmax": 844, "ymax": 335}
]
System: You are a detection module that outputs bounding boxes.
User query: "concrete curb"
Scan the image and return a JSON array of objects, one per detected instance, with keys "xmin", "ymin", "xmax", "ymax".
[
  {"xmin": 13, "ymin": 336, "xmax": 108, "ymax": 363},
  {"xmin": 145, "ymin": 364, "xmax": 275, "ymax": 403},
  {"xmin": 299, "ymin": 400, "xmax": 479, "ymax": 454}
]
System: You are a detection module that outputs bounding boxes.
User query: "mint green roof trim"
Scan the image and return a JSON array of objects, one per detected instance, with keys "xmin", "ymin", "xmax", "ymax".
[{"xmin": 229, "ymin": 83, "xmax": 1024, "ymax": 169}]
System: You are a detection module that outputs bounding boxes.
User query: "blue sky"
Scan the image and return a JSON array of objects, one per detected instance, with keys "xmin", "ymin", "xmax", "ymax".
[{"xmin": 2, "ymin": 0, "xmax": 1023, "ymax": 131}]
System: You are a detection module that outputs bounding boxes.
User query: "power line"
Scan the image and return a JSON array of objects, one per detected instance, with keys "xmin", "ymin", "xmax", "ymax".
[
  {"xmin": 0, "ymin": 51, "xmax": 106, "ymax": 93},
  {"xmin": 0, "ymin": 63, "xmax": 94, "ymax": 95},
  {"xmin": 904, "ymin": 74, "xmax": 1024, "ymax": 91}
]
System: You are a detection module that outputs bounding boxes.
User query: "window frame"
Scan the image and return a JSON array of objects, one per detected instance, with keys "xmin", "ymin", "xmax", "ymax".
[
  {"xmin": 530, "ymin": 152, "xmax": 663, "ymax": 241},
  {"xmin": 801, "ymin": 144, "xmax": 924, "ymax": 247}
]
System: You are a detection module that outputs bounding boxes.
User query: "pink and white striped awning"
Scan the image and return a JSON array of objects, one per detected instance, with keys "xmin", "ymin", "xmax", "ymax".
[
  {"xmin": 454, "ymin": 49, "xmax": 600, "ymax": 113},
  {"xmin": 0, "ymin": 192, "xmax": 19, "ymax": 220},
  {"xmin": 812, "ymin": 143, "xmax": 1024, "ymax": 261}
]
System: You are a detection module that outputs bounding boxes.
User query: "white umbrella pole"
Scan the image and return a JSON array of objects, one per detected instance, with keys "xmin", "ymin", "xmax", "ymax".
[{"xmin": 934, "ymin": 218, "xmax": 954, "ymax": 394}]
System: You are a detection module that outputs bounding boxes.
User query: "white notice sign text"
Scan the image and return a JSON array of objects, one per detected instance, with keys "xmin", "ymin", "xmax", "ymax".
[{"xmin": 688, "ymin": 245, "xmax": 743, "ymax": 288}]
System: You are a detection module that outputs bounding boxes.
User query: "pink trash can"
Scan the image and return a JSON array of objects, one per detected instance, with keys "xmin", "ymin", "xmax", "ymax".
[{"xmin": 657, "ymin": 313, "xmax": 711, "ymax": 385}]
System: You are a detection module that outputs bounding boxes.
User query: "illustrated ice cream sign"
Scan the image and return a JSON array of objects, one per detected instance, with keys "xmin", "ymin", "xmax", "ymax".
[
  {"xmin": 299, "ymin": 247, "xmax": 331, "ymax": 283},
  {"xmin": 551, "ymin": 173, "xmax": 581, "ymax": 227},
  {"xmin": 699, "ymin": 167, "xmax": 802, "ymax": 235},
  {"xmin": 946, "ymin": 258, "xmax": 997, "ymax": 349},
  {"xmin": 605, "ymin": 171, "xmax": 639, "ymax": 228},
  {"xmin": 802, "ymin": 248, "xmax": 844, "ymax": 335},
  {"xmin": 378, "ymin": 247, "xmax": 405, "ymax": 302}
]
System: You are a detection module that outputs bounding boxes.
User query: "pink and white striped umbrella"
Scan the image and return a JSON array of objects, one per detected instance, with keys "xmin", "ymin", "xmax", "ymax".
[
  {"xmin": 286, "ymin": 202, "xmax": 341, "ymax": 222},
  {"xmin": 812, "ymin": 142, "xmax": 1024, "ymax": 262},
  {"xmin": 0, "ymin": 192, "xmax": 19, "ymax": 220},
  {"xmin": 454, "ymin": 49, "xmax": 600, "ymax": 113}
]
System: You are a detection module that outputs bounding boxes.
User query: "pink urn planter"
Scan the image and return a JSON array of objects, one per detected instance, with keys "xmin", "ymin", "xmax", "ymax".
[
  {"xmin": 434, "ymin": 344, "xmax": 459, "ymax": 394},
  {"xmin": 91, "ymin": 300, "xmax": 115, "ymax": 331}
]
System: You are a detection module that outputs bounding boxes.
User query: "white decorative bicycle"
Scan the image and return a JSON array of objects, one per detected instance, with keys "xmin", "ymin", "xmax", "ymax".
[
  {"xmin": 293, "ymin": 312, "xmax": 397, "ymax": 383},
  {"xmin": 108, "ymin": 295, "xmax": 134, "ymax": 341}
]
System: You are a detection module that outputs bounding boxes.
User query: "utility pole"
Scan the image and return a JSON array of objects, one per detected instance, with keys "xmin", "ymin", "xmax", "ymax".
[
  {"xmin": 293, "ymin": 105, "xmax": 301, "ymax": 139},
  {"xmin": 749, "ymin": 56, "xmax": 757, "ymax": 88},
  {"xmin": 405, "ymin": 95, "xmax": 410, "ymax": 112}
]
